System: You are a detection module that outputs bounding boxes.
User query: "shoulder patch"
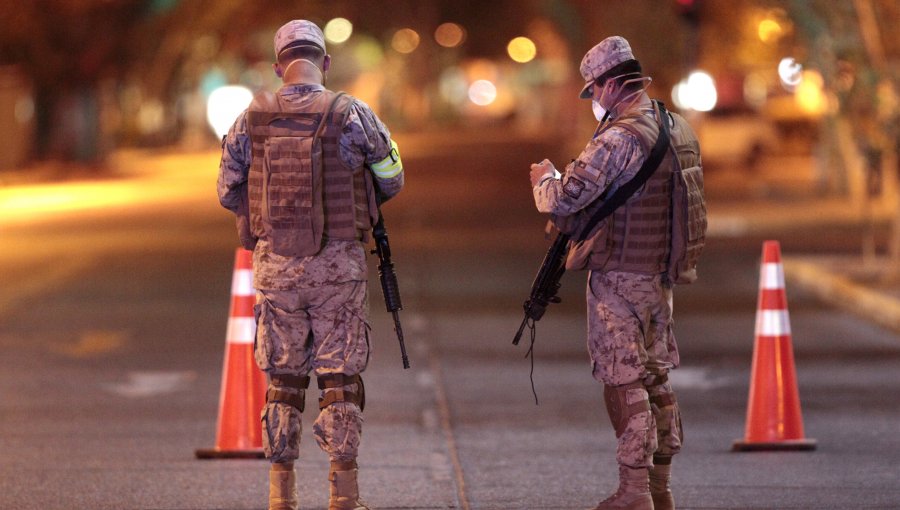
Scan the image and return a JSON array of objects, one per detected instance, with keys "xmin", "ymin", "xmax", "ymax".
[
  {"xmin": 563, "ymin": 177, "xmax": 586, "ymax": 199},
  {"xmin": 573, "ymin": 159, "xmax": 600, "ymax": 180}
]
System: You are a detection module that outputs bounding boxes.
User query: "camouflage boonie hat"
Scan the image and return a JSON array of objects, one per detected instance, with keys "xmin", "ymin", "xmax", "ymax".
[
  {"xmin": 274, "ymin": 20, "xmax": 326, "ymax": 57},
  {"xmin": 578, "ymin": 36, "xmax": 635, "ymax": 99}
]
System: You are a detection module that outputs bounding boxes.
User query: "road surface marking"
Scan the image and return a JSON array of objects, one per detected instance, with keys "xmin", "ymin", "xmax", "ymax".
[
  {"xmin": 49, "ymin": 329, "xmax": 129, "ymax": 358},
  {"xmin": 669, "ymin": 366, "xmax": 729, "ymax": 390},
  {"xmin": 104, "ymin": 371, "xmax": 197, "ymax": 398}
]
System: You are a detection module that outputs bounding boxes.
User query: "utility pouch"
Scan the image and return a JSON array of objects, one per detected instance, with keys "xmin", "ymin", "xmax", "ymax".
[
  {"xmin": 235, "ymin": 183, "xmax": 258, "ymax": 250},
  {"xmin": 261, "ymin": 135, "xmax": 325, "ymax": 257},
  {"xmin": 667, "ymin": 163, "xmax": 706, "ymax": 284}
]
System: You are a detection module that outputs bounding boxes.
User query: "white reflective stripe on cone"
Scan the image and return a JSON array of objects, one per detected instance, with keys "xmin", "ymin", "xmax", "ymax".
[
  {"xmin": 231, "ymin": 269, "xmax": 255, "ymax": 297},
  {"xmin": 760, "ymin": 263, "xmax": 785, "ymax": 290},
  {"xmin": 755, "ymin": 310, "xmax": 791, "ymax": 337},
  {"xmin": 226, "ymin": 317, "xmax": 256, "ymax": 344}
]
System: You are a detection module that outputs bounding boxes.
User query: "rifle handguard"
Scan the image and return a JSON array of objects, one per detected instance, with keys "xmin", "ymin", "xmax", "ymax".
[{"xmin": 379, "ymin": 262, "xmax": 403, "ymax": 312}]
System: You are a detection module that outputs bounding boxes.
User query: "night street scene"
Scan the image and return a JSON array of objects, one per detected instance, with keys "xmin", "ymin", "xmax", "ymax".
[{"xmin": 2, "ymin": 1, "xmax": 900, "ymax": 509}]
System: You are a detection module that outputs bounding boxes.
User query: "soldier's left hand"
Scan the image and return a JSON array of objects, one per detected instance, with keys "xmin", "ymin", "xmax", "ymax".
[{"xmin": 530, "ymin": 159, "xmax": 557, "ymax": 187}]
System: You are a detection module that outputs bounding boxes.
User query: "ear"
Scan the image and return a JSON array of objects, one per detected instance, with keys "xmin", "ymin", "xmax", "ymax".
[
  {"xmin": 323, "ymin": 55, "xmax": 332, "ymax": 73},
  {"xmin": 272, "ymin": 62, "xmax": 283, "ymax": 78}
]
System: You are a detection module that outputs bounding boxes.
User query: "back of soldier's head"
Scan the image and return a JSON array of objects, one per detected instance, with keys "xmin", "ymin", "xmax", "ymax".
[{"xmin": 278, "ymin": 43, "xmax": 326, "ymax": 68}]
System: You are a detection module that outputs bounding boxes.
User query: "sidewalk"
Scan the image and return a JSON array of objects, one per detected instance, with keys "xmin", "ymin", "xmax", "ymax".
[{"xmin": 706, "ymin": 161, "xmax": 900, "ymax": 337}]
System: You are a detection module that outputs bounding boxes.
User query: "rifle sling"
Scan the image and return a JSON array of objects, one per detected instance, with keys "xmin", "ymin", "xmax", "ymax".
[{"xmin": 575, "ymin": 101, "xmax": 672, "ymax": 243}]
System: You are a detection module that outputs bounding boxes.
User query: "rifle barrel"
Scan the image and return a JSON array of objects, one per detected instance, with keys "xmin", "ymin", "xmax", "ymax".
[
  {"xmin": 512, "ymin": 315, "xmax": 529, "ymax": 345},
  {"xmin": 393, "ymin": 311, "xmax": 410, "ymax": 369}
]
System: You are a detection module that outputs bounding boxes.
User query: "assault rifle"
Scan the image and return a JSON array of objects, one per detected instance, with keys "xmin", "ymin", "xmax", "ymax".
[
  {"xmin": 512, "ymin": 231, "xmax": 571, "ymax": 346},
  {"xmin": 372, "ymin": 210, "xmax": 410, "ymax": 369}
]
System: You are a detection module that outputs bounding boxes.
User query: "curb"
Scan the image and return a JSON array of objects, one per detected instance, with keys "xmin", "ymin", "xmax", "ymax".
[{"xmin": 783, "ymin": 257, "xmax": 900, "ymax": 334}]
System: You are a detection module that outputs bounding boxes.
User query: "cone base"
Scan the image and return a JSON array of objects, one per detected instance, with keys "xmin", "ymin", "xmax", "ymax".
[
  {"xmin": 194, "ymin": 447, "xmax": 267, "ymax": 460},
  {"xmin": 732, "ymin": 438, "xmax": 817, "ymax": 452}
]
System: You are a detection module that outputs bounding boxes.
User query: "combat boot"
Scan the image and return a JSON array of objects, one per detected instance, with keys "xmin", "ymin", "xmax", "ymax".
[
  {"xmin": 328, "ymin": 460, "xmax": 370, "ymax": 510},
  {"xmin": 268, "ymin": 462, "xmax": 299, "ymax": 510},
  {"xmin": 649, "ymin": 461, "xmax": 675, "ymax": 510},
  {"xmin": 590, "ymin": 466, "xmax": 653, "ymax": 510}
]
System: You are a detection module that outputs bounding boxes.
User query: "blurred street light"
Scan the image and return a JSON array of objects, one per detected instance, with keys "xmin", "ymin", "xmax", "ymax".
[
  {"xmin": 778, "ymin": 57, "xmax": 803, "ymax": 91},
  {"xmin": 324, "ymin": 18, "xmax": 353, "ymax": 45},
  {"xmin": 435, "ymin": 22, "xmax": 466, "ymax": 48},
  {"xmin": 507, "ymin": 37, "xmax": 537, "ymax": 63},
  {"xmin": 468, "ymin": 80, "xmax": 497, "ymax": 106},
  {"xmin": 391, "ymin": 28, "xmax": 421, "ymax": 54},
  {"xmin": 206, "ymin": 85, "xmax": 252, "ymax": 139},
  {"xmin": 795, "ymin": 70, "xmax": 827, "ymax": 115},
  {"xmin": 758, "ymin": 19, "xmax": 783, "ymax": 43},
  {"xmin": 672, "ymin": 71, "xmax": 717, "ymax": 112}
]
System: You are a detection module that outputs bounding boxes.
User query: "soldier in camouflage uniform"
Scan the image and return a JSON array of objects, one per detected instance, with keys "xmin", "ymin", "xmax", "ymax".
[
  {"xmin": 529, "ymin": 36, "xmax": 701, "ymax": 510},
  {"xmin": 217, "ymin": 20, "xmax": 404, "ymax": 510}
]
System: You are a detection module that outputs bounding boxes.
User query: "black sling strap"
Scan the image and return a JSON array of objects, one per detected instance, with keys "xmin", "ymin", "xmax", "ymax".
[{"xmin": 575, "ymin": 100, "xmax": 672, "ymax": 242}]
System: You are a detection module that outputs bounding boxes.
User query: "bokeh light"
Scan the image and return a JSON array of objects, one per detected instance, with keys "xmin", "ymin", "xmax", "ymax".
[
  {"xmin": 206, "ymin": 85, "xmax": 253, "ymax": 139},
  {"xmin": 743, "ymin": 72, "xmax": 768, "ymax": 109},
  {"xmin": 795, "ymin": 70, "xmax": 826, "ymax": 115},
  {"xmin": 468, "ymin": 80, "xmax": 497, "ymax": 106},
  {"xmin": 672, "ymin": 71, "xmax": 717, "ymax": 112},
  {"xmin": 439, "ymin": 66, "xmax": 468, "ymax": 105},
  {"xmin": 324, "ymin": 18, "xmax": 353, "ymax": 44},
  {"xmin": 435, "ymin": 22, "xmax": 466, "ymax": 48},
  {"xmin": 758, "ymin": 19, "xmax": 783, "ymax": 43},
  {"xmin": 352, "ymin": 37, "xmax": 384, "ymax": 71},
  {"xmin": 507, "ymin": 37, "xmax": 537, "ymax": 63},
  {"xmin": 778, "ymin": 57, "xmax": 803, "ymax": 91},
  {"xmin": 391, "ymin": 28, "xmax": 421, "ymax": 54}
]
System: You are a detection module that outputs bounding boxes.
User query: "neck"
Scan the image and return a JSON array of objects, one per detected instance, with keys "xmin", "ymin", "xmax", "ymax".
[
  {"xmin": 282, "ymin": 59, "xmax": 324, "ymax": 86},
  {"xmin": 611, "ymin": 90, "xmax": 651, "ymax": 118}
]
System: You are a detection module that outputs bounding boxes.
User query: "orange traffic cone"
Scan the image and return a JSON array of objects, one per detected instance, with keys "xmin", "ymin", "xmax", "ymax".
[
  {"xmin": 733, "ymin": 241, "xmax": 816, "ymax": 451},
  {"xmin": 196, "ymin": 248, "xmax": 267, "ymax": 459}
]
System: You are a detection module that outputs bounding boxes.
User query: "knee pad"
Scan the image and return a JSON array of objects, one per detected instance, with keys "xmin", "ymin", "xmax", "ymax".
[
  {"xmin": 317, "ymin": 373, "xmax": 365, "ymax": 411},
  {"xmin": 604, "ymin": 381, "xmax": 651, "ymax": 438},
  {"xmin": 266, "ymin": 374, "xmax": 311, "ymax": 412},
  {"xmin": 644, "ymin": 373, "xmax": 678, "ymax": 409}
]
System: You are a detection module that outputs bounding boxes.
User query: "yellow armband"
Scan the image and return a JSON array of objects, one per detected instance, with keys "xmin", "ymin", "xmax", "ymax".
[{"xmin": 370, "ymin": 139, "xmax": 403, "ymax": 178}]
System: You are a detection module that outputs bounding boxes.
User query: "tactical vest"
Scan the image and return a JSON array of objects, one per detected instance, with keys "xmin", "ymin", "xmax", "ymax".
[
  {"xmin": 569, "ymin": 108, "xmax": 702, "ymax": 275},
  {"xmin": 246, "ymin": 89, "xmax": 377, "ymax": 257}
]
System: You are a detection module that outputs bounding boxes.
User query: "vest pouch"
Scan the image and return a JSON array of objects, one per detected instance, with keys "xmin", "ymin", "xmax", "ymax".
[
  {"xmin": 235, "ymin": 183, "xmax": 258, "ymax": 250},
  {"xmin": 261, "ymin": 136, "xmax": 325, "ymax": 257},
  {"xmin": 564, "ymin": 213, "xmax": 611, "ymax": 271},
  {"xmin": 667, "ymin": 164, "xmax": 706, "ymax": 284}
]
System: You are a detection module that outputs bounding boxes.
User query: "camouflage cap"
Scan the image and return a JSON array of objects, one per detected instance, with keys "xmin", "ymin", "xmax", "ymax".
[
  {"xmin": 578, "ymin": 36, "xmax": 635, "ymax": 99},
  {"xmin": 274, "ymin": 20, "xmax": 326, "ymax": 57}
]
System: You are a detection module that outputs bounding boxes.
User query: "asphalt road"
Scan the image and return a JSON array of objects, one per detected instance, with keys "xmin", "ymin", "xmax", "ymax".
[{"xmin": 1, "ymin": 131, "xmax": 899, "ymax": 509}]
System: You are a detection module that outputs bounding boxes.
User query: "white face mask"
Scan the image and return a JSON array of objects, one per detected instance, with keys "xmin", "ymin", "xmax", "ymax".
[{"xmin": 592, "ymin": 99, "xmax": 608, "ymax": 122}]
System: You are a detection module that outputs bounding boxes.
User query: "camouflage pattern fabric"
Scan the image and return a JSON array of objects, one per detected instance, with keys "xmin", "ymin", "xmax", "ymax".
[
  {"xmin": 217, "ymin": 85, "xmax": 405, "ymax": 269},
  {"xmin": 587, "ymin": 270, "xmax": 680, "ymax": 467},
  {"xmin": 647, "ymin": 379, "xmax": 683, "ymax": 457},
  {"xmin": 532, "ymin": 116, "xmax": 646, "ymax": 218},
  {"xmin": 579, "ymin": 36, "xmax": 635, "ymax": 83},
  {"xmin": 256, "ymin": 280, "xmax": 369, "ymax": 463},
  {"xmin": 578, "ymin": 36, "xmax": 636, "ymax": 99},
  {"xmin": 614, "ymin": 386, "xmax": 656, "ymax": 469},
  {"xmin": 252, "ymin": 239, "xmax": 367, "ymax": 291},
  {"xmin": 587, "ymin": 270, "xmax": 678, "ymax": 385}
]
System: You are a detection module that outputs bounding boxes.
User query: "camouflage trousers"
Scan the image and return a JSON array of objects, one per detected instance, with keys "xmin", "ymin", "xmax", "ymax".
[
  {"xmin": 586, "ymin": 270, "xmax": 683, "ymax": 468},
  {"xmin": 254, "ymin": 280, "xmax": 370, "ymax": 464}
]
